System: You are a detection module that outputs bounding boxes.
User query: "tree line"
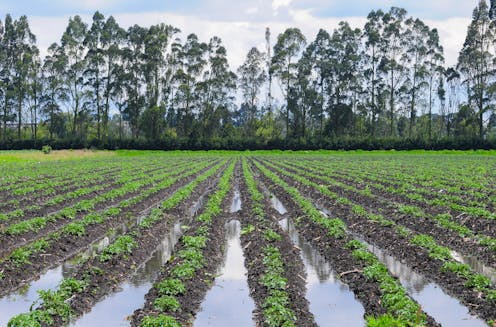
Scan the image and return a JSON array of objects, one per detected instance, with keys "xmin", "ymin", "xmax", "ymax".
[{"xmin": 1, "ymin": 1, "xmax": 496, "ymax": 150}]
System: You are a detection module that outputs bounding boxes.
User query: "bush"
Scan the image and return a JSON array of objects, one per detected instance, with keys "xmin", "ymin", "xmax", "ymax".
[{"xmin": 41, "ymin": 145, "xmax": 52, "ymax": 154}]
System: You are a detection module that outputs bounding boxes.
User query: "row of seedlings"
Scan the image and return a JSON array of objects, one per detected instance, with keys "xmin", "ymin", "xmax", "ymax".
[
  {"xmin": 0, "ymin": 156, "xmax": 176, "ymax": 219},
  {"xmin": 272, "ymin": 158, "xmax": 496, "ymax": 266},
  {"xmin": 240, "ymin": 158, "xmax": 315, "ymax": 327},
  {"xmin": 258, "ymin": 158, "xmax": 496, "ymax": 324},
  {"xmin": 308, "ymin": 156, "xmax": 496, "ymax": 221},
  {"xmin": 252, "ymin": 159, "xmax": 437, "ymax": 326},
  {"xmin": 0, "ymin": 159, "xmax": 219, "ymax": 296},
  {"xmin": 0, "ymin": 157, "xmax": 212, "ymax": 253},
  {"xmin": 7, "ymin": 159, "xmax": 228, "ymax": 326},
  {"xmin": 131, "ymin": 160, "xmax": 236, "ymax": 327}
]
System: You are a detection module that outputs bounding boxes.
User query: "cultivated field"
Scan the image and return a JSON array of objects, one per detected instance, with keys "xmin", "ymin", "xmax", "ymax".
[{"xmin": 0, "ymin": 150, "xmax": 495, "ymax": 326}]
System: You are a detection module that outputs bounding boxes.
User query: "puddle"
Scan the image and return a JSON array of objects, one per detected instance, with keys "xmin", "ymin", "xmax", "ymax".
[
  {"xmin": 279, "ymin": 218, "xmax": 365, "ymax": 327},
  {"xmin": 451, "ymin": 251, "xmax": 496, "ymax": 285},
  {"xmin": 270, "ymin": 195, "xmax": 287, "ymax": 215},
  {"xmin": 71, "ymin": 222, "xmax": 184, "ymax": 326},
  {"xmin": 363, "ymin": 240, "xmax": 488, "ymax": 327},
  {"xmin": 230, "ymin": 189, "xmax": 241, "ymax": 213},
  {"xmin": 306, "ymin": 200, "xmax": 488, "ymax": 326},
  {"xmin": 194, "ymin": 220, "xmax": 255, "ymax": 326},
  {"xmin": 0, "ymin": 264, "xmax": 72, "ymax": 326},
  {"xmin": 189, "ymin": 194, "xmax": 206, "ymax": 217}
]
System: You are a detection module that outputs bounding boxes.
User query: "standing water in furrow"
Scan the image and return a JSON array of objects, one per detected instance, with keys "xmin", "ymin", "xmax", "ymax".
[
  {"xmin": 194, "ymin": 190, "xmax": 255, "ymax": 326},
  {"xmin": 362, "ymin": 238, "xmax": 488, "ymax": 327},
  {"xmin": 0, "ymin": 230, "xmax": 119, "ymax": 327},
  {"xmin": 70, "ymin": 222, "xmax": 184, "ymax": 326},
  {"xmin": 0, "ymin": 265, "xmax": 66, "ymax": 327},
  {"xmin": 273, "ymin": 195, "xmax": 365, "ymax": 327}
]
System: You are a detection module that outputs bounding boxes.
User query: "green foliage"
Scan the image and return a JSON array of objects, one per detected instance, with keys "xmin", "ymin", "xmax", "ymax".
[
  {"xmin": 398, "ymin": 205, "xmax": 424, "ymax": 218},
  {"xmin": 171, "ymin": 263, "xmax": 197, "ymax": 279},
  {"xmin": 99, "ymin": 235, "xmax": 136, "ymax": 262},
  {"xmin": 352, "ymin": 249, "xmax": 377, "ymax": 264},
  {"xmin": 262, "ymin": 290, "xmax": 297, "ymax": 327},
  {"xmin": 345, "ymin": 240, "xmax": 366, "ymax": 250},
  {"xmin": 42, "ymin": 145, "xmax": 52, "ymax": 154},
  {"xmin": 62, "ymin": 222, "xmax": 86, "ymax": 236},
  {"xmin": 366, "ymin": 314, "xmax": 406, "ymax": 327},
  {"xmin": 465, "ymin": 274, "xmax": 491, "ymax": 291},
  {"xmin": 153, "ymin": 295, "xmax": 180, "ymax": 312},
  {"xmin": 7, "ymin": 311, "xmax": 52, "ymax": 327},
  {"xmin": 241, "ymin": 224, "xmax": 255, "ymax": 235},
  {"xmin": 140, "ymin": 314, "xmax": 181, "ymax": 327},
  {"xmin": 410, "ymin": 234, "xmax": 451, "ymax": 261},
  {"xmin": 181, "ymin": 235, "xmax": 207, "ymax": 249},
  {"xmin": 156, "ymin": 279, "xmax": 186, "ymax": 296},
  {"xmin": 264, "ymin": 229, "xmax": 282, "ymax": 242}
]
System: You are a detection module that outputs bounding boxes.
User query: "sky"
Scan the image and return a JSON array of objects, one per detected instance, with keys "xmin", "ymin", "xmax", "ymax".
[{"xmin": 0, "ymin": 0, "xmax": 480, "ymax": 69}]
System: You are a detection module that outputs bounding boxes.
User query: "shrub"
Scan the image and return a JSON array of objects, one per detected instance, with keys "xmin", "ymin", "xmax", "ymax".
[{"xmin": 41, "ymin": 145, "xmax": 52, "ymax": 154}]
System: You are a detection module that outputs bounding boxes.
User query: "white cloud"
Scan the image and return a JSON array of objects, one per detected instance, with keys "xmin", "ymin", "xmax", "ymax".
[
  {"xmin": 73, "ymin": 0, "xmax": 120, "ymax": 9},
  {"xmin": 246, "ymin": 7, "xmax": 259, "ymax": 15},
  {"xmin": 272, "ymin": 0, "xmax": 293, "ymax": 11}
]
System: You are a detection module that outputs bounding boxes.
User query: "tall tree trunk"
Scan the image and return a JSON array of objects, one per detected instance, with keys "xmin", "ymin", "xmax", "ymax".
[
  {"xmin": 390, "ymin": 69, "xmax": 395, "ymax": 137},
  {"xmin": 50, "ymin": 91, "xmax": 55, "ymax": 139},
  {"xmin": 428, "ymin": 76, "xmax": 433, "ymax": 141},
  {"xmin": 3, "ymin": 93, "xmax": 8, "ymax": 141},
  {"xmin": 17, "ymin": 91, "xmax": 22, "ymax": 140},
  {"xmin": 96, "ymin": 70, "xmax": 101, "ymax": 140}
]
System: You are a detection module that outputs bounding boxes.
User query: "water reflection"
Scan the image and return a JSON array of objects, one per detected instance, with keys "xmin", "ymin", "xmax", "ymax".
[
  {"xmin": 71, "ymin": 221, "xmax": 185, "ymax": 326},
  {"xmin": 0, "ymin": 266, "xmax": 63, "ymax": 326},
  {"xmin": 189, "ymin": 195, "xmax": 206, "ymax": 217},
  {"xmin": 230, "ymin": 189, "xmax": 242, "ymax": 213},
  {"xmin": 364, "ymin": 240, "xmax": 487, "ymax": 327},
  {"xmin": 194, "ymin": 220, "xmax": 255, "ymax": 326},
  {"xmin": 279, "ymin": 218, "xmax": 365, "ymax": 327},
  {"xmin": 271, "ymin": 195, "xmax": 287, "ymax": 215},
  {"xmin": 451, "ymin": 251, "xmax": 496, "ymax": 285}
]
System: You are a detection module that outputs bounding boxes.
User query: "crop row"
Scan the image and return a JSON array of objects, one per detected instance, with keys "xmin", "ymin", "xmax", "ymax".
[
  {"xmin": 0, "ymin": 159, "xmax": 220, "ymax": 295},
  {"xmin": 7, "ymin": 159, "xmax": 229, "ymax": 326},
  {"xmin": 257, "ymin": 157, "xmax": 496, "ymax": 323}
]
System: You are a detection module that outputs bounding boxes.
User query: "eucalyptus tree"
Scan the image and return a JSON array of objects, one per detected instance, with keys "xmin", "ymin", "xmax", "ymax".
[
  {"xmin": 327, "ymin": 22, "xmax": 362, "ymax": 137},
  {"xmin": 363, "ymin": 10, "xmax": 386, "ymax": 136},
  {"xmin": 101, "ymin": 16, "xmax": 125, "ymax": 139},
  {"xmin": 293, "ymin": 49, "xmax": 319, "ymax": 138},
  {"xmin": 0, "ymin": 15, "xmax": 37, "ymax": 140},
  {"xmin": 271, "ymin": 28, "xmax": 306, "ymax": 139},
  {"xmin": 425, "ymin": 28, "xmax": 445, "ymax": 139},
  {"xmin": 237, "ymin": 47, "xmax": 266, "ymax": 129},
  {"xmin": 164, "ymin": 37, "xmax": 183, "ymax": 128},
  {"xmin": 27, "ymin": 48, "xmax": 42, "ymax": 140},
  {"xmin": 304, "ymin": 29, "xmax": 332, "ymax": 135},
  {"xmin": 379, "ymin": 7, "xmax": 409, "ymax": 136},
  {"xmin": 122, "ymin": 24, "xmax": 147, "ymax": 138},
  {"xmin": 42, "ymin": 43, "xmax": 65, "ymax": 139},
  {"xmin": 143, "ymin": 24, "xmax": 179, "ymax": 108},
  {"xmin": 60, "ymin": 15, "xmax": 88, "ymax": 138},
  {"xmin": 458, "ymin": 0, "xmax": 495, "ymax": 139},
  {"xmin": 404, "ymin": 18, "xmax": 430, "ymax": 136},
  {"xmin": 84, "ymin": 11, "xmax": 105, "ymax": 139},
  {"xmin": 444, "ymin": 67, "xmax": 461, "ymax": 137},
  {"xmin": 198, "ymin": 36, "xmax": 236, "ymax": 138},
  {"xmin": 173, "ymin": 33, "xmax": 208, "ymax": 136},
  {"xmin": 0, "ymin": 18, "xmax": 4, "ymax": 139},
  {"xmin": 0, "ymin": 15, "xmax": 14, "ymax": 140}
]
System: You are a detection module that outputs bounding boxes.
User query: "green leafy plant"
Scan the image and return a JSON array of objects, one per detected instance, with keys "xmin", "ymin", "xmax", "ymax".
[
  {"xmin": 140, "ymin": 314, "xmax": 181, "ymax": 327},
  {"xmin": 156, "ymin": 279, "xmax": 186, "ymax": 296},
  {"xmin": 154, "ymin": 295, "xmax": 180, "ymax": 312}
]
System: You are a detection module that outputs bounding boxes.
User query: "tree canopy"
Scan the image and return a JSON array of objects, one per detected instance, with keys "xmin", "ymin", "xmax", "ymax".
[{"xmin": 1, "ymin": 3, "xmax": 496, "ymax": 150}]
